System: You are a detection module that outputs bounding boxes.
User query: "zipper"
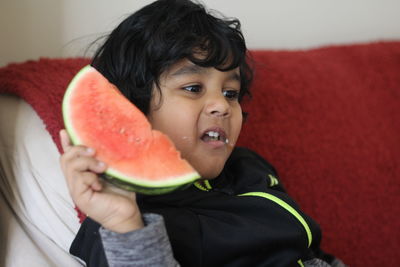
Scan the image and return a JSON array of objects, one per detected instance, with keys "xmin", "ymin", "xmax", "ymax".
[
  {"xmin": 193, "ymin": 181, "xmax": 312, "ymax": 264},
  {"xmin": 194, "ymin": 180, "xmax": 212, "ymax": 191}
]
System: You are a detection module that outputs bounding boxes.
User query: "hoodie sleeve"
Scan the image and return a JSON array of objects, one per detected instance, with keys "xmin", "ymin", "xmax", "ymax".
[{"xmin": 99, "ymin": 213, "xmax": 179, "ymax": 267}]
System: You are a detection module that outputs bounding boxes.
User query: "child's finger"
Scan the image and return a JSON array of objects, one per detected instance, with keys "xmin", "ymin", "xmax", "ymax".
[
  {"xmin": 60, "ymin": 129, "xmax": 72, "ymax": 153},
  {"xmin": 68, "ymin": 156, "xmax": 107, "ymax": 174},
  {"xmin": 63, "ymin": 156, "xmax": 107, "ymax": 192},
  {"xmin": 71, "ymin": 171, "xmax": 103, "ymax": 204},
  {"xmin": 60, "ymin": 145, "xmax": 95, "ymax": 169},
  {"xmin": 66, "ymin": 159, "xmax": 105, "ymax": 195}
]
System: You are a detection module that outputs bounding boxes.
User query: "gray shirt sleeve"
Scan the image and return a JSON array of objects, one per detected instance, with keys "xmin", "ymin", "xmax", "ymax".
[
  {"xmin": 304, "ymin": 258, "xmax": 332, "ymax": 267},
  {"xmin": 99, "ymin": 213, "xmax": 180, "ymax": 267}
]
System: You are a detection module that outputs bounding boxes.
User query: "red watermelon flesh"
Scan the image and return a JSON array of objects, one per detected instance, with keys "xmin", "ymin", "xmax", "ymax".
[{"xmin": 62, "ymin": 65, "xmax": 200, "ymax": 194}]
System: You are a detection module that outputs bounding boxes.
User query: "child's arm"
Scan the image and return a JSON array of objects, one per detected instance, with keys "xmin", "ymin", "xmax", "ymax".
[
  {"xmin": 59, "ymin": 129, "xmax": 143, "ymax": 233},
  {"xmin": 99, "ymin": 213, "xmax": 179, "ymax": 267},
  {"xmin": 60, "ymin": 129, "xmax": 180, "ymax": 266}
]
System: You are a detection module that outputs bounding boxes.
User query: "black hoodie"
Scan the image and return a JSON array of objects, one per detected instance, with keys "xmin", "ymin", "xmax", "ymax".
[{"xmin": 70, "ymin": 147, "xmax": 334, "ymax": 267}]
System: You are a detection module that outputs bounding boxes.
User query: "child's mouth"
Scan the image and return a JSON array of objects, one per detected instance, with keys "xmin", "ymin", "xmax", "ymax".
[{"xmin": 201, "ymin": 130, "xmax": 229, "ymax": 144}]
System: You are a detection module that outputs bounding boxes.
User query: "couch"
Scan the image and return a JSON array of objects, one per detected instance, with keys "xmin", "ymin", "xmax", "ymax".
[{"xmin": 0, "ymin": 41, "xmax": 399, "ymax": 266}]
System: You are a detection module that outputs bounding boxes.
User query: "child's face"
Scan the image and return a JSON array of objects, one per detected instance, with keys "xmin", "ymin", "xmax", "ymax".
[{"xmin": 147, "ymin": 59, "xmax": 243, "ymax": 179}]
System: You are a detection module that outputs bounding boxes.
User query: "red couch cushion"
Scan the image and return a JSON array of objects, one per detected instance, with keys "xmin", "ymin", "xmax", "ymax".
[{"xmin": 238, "ymin": 42, "xmax": 400, "ymax": 267}]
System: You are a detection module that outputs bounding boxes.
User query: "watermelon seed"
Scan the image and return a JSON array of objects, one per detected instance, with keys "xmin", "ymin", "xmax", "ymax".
[{"xmin": 119, "ymin": 128, "xmax": 125, "ymax": 134}]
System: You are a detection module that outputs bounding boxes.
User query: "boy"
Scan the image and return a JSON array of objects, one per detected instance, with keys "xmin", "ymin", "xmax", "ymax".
[{"xmin": 60, "ymin": 0, "xmax": 346, "ymax": 266}]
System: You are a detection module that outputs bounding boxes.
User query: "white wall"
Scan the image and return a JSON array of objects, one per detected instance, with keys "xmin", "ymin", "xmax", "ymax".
[{"xmin": 1, "ymin": 0, "xmax": 400, "ymax": 67}]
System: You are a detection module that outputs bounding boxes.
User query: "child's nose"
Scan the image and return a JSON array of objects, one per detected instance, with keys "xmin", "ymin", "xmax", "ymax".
[{"xmin": 205, "ymin": 93, "xmax": 231, "ymax": 118}]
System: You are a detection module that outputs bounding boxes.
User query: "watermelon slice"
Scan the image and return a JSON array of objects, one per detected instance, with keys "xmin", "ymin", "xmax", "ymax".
[{"xmin": 62, "ymin": 65, "xmax": 200, "ymax": 194}]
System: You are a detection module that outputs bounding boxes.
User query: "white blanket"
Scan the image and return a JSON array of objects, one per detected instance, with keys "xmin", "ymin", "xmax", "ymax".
[{"xmin": 0, "ymin": 95, "xmax": 83, "ymax": 267}]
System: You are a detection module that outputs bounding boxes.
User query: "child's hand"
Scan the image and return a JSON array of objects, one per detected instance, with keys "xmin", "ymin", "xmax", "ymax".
[{"xmin": 59, "ymin": 129, "xmax": 144, "ymax": 233}]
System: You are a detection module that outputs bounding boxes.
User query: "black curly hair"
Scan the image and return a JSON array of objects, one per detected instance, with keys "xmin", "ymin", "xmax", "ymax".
[{"xmin": 91, "ymin": 0, "xmax": 253, "ymax": 114}]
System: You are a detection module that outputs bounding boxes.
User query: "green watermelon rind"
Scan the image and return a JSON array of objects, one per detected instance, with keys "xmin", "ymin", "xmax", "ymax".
[
  {"xmin": 105, "ymin": 167, "xmax": 200, "ymax": 189},
  {"xmin": 100, "ymin": 173, "xmax": 193, "ymax": 195},
  {"xmin": 62, "ymin": 65, "xmax": 200, "ymax": 193}
]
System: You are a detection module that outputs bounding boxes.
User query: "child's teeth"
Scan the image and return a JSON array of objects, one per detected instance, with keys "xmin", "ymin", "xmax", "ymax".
[
  {"xmin": 207, "ymin": 131, "xmax": 219, "ymax": 138},
  {"xmin": 204, "ymin": 131, "xmax": 228, "ymax": 143}
]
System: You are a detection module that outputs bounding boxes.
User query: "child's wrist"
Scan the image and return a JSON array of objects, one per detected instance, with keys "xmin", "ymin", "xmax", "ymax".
[{"xmin": 103, "ymin": 213, "xmax": 144, "ymax": 233}]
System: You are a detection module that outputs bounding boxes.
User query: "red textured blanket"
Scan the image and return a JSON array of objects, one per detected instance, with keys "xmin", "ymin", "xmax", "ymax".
[
  {"xmin": 0, "ymin": 42, "xmax": 399, "ymax": 267},
  {"xmin": 0, "ymin": 58, "xmax": 90, "ymax": 152}
]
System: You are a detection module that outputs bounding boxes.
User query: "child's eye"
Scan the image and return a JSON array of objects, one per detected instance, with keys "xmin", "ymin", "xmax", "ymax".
[
  {"xmin": 223, "ymin": 90, "xmax": 240, "ymax": 100},
  {"xmin": 182, "ymin": 85, "xmax": 202, "ymax": 93}
]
